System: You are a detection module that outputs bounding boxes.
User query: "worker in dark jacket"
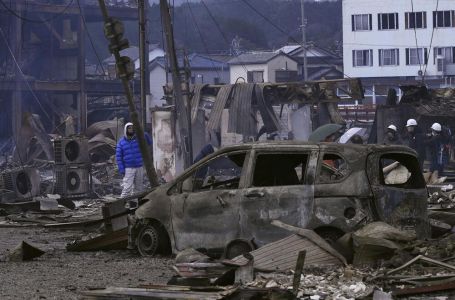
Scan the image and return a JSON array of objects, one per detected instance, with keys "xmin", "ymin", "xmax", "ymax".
[
  {"xmin": 383, "ymin": 125, "xmax": 402, "ymax": 145},
  {"xmin": 116, "ymin": 122, "xmax": 152, "ymax": 197},
  {"xmin": 405, "ymin": 119, "xmax": 426, "ymax": 169},
  {"xmin": 425, "ymin": 122, "xmax": 446, "ymax": 176}
]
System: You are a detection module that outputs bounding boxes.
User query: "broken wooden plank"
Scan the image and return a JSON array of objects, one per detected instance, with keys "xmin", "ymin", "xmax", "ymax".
[
  {"xmin": 387, "ymin": 255, "xmax": 455, "ymax": 276},
  {"xmin": 292, "ymin": 250, "xmax": 306, "ymax": 294},
  {"xmin": 66, "ymin": 228, "xmax": 128, "ymax": 252},
  {"xmin": 392, "ymin": 280, "xmax": 455, "ymax": 297},
  {"xmin": 82, "ymin": 285, "xmax": 237, "ymax": 300}
]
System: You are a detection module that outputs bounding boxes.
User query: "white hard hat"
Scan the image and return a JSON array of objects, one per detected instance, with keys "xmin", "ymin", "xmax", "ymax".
[
  {"xmin": 387, "ymin": 125, "xmax": 397, "ymax": 132},
  {"xmin": 431, "ymin": 123, "xmax": 442, "ymax": 132},
  {"xmin": 406, "ymin": 119, "xmax": 417, "ymax": 127}
]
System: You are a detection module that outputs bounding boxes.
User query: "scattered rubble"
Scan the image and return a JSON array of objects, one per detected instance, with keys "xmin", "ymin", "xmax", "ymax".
[{"xmin": 7, "ymin": 241, "xmax": 45, "ymax": 262}]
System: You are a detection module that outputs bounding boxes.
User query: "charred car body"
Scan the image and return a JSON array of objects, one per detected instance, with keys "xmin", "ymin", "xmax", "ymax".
[{"xmin": 128, "ymin": 142, "xmax": 429, "ymax": 257}]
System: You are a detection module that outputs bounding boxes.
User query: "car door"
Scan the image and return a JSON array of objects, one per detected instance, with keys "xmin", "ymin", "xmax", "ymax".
[
  {"xmin": 239, "ymin": 149, "xmax": 318, "ymax": 247},
  {"xmin": 169, "ymin": 151, "xmax": 248, "ymax": 252},
  {"xmin": 366, "ymin": 151, "xmax": 430, "ymax": 238}
]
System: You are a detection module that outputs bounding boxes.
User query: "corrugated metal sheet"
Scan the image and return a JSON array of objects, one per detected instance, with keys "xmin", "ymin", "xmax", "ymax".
[
  {"xmin": 228, "ymin": 83, "xmax": 256, "ymax": 137},
  {"xmin": 232, "ymin": 234, "xmax": 343, "ymax": 272},
  {"xmin": 190, "ymin": 84, "xmax": 208, "ymax": 124},
  {"xmin": 207, "ymin": 85, "xmax": 233, "ymax": 131},
  {"xmin": 255, "ymin": 84, "xmax": 281, "ymax": 133}
]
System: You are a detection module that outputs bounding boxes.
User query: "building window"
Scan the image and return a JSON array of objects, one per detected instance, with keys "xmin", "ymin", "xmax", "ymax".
[
  {"xmin": 247, "ymin": 71, "xmax": 264, "ymax": 83},
  {"xmin": 405, "ymin": 12, "xmax": 427, "ymax": 29},
  {"xmin": 213, "ymin": 77, "xmax": 220, "ymax": 84},
  {"xmin": 352, "ymin": 50, "xmax": 373, "ymax": 67},
  {"xmin": 433, "ymin": 11, "xmax": 455, "ymax": 28},
  {"xmin": 379, "ymin": 49, "xmax": 399, "ymax": 66},
  {"xmin": 378, "ymin": 13, "xmax": 399, "ymax": 30},
  {"xmin": 434, "ymin": 47, "xmax": 455, "ymax": 65},
  {"xmin": 405, "ymin": 48, "xmax": 428, "ymax": 65},
  {"xmin": 352, "ymin": 14, "xmax": 372, "ymax": 31}
]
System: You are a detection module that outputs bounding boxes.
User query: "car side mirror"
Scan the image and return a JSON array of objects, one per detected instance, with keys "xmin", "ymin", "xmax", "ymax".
[{"xmin": 182, "ymin": 177, "xmax": 193, "ymax": 193}]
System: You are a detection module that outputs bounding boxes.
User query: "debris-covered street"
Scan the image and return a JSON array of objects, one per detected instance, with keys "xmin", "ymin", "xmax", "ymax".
[
  {"xmin": 0, "ymin": 227, "xmax": 173, "ymax": 300},
  {"xmin": 2, "ymin": 0, "xmax": 455, "ymax": 299}
]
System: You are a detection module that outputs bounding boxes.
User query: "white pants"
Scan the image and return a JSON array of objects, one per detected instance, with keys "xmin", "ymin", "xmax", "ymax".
[{"xmin": 121, "ymin": 167, "xmax": 144, "ymax": 198}]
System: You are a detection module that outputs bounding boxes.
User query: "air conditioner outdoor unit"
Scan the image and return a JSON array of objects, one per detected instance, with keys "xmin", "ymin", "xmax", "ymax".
[
  {"xmin": 0, "ymin": 168, "xmax": 41, "ymax": 202},
  {"xmin": 53, "ymin": 137, "xmax": 90, "ymax": 165},
  {"xmin": 54, "ymin": 164, "xmax": 91, "ymax": 198}
]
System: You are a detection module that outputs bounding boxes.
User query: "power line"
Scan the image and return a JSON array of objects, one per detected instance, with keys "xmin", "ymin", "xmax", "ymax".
[
  {"xmin": 238, "ymin": 0, "xmax": 351, "ymax": 79},
  {"xmin": 200, "ymin": 0, "xmax": 250, "ymax": 75},
  {"xmin": 0, "ymin": 26, "xmax": 64, "ymax": 136},
  {"xmin": 410, "ymin": 0, "xmax": 422, "ymax": 73},
  {"xmin": 422, "ymin": 0, "xmax": 439, "ymax": 83},
  {"xmin": 185, "ymin": 0, "xmax": 222, "ymax": 80},
  {"xmin": 0, "ymin": 0, "xmax": 75, "ymax": 24},
  {"xmin": 75, "ymin": 0, "xmax": 110, "ymax": 79}
]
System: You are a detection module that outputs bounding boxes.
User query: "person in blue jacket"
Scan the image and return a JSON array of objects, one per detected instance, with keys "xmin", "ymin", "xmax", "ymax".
[{"xmin": 116, "ymin": 122, "xmax": 152, "ymax": 197}]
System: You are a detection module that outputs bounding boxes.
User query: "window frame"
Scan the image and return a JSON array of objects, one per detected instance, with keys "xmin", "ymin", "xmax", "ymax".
[
  {"xmin": 352, "ymin": 14, "xmax": 372, "ymax": 31},
  {"xmin": 405, "ymin": 47, "xmax": 428, "ymax": 66},
  {"xmin": 379, "ymin": 48, "xmax": 400, "ymax": 66},
  {"xmin": 433, "ymin": 47, "xmax": 455, "ymax": 65},
  {"xmin": 315, "ymin": 152, "xmax": 351, "ymax": 184},
  {"xmin": 405, "ymin": 11, "xmax": 427, "ymax": 29},
  {"xmin": 249, "ymin": 151, "xmax": 312, "ymax": 188},
  {"xmin": 247, "ymin": 70, "xmax": 264, "ymax": 83},
  {"xmin": 378, "ymin": 13, "xmax": 399, "ymax": 30},
  {"xmin": 167, "ymin": 150, "xmax": 248, "ymax": 195},
  {"xmin": 352, "ymin": 49, "xmax": 373, "ymax": 67},
  {"xmin": 433, "ymin": 10, "xmax": 455, "ymax": 28}
]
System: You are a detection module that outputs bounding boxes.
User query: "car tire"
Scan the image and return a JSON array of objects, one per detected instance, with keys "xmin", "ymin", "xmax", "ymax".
[{"xmin": 137, "ymin": 224, "xmax": 160, "ymax": 256}]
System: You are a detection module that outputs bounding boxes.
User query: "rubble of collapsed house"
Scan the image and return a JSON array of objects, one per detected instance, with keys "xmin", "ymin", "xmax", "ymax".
[{"xmin": 3, "ymin": 82, "xmax": 455, "ymax": 299}]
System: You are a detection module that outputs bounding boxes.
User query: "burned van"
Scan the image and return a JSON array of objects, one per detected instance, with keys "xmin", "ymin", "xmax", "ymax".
[{"xmin": 128, "ymin": 142, "xmax": 429, "ymax": 257}]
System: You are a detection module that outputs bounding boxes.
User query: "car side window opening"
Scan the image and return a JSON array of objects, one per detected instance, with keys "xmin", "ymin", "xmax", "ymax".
[
  {"xmin": 188, "ymin": 152, "xmax": 246, "ymax": 192},
  {"xmin": 318, "ymin": 154, "xmax": 348, "ymax": 183},
  {"xmin": 252, "ymin": 153, "xmax": 308, "ymax": 187},
  {"xmin": 379, "ymin": 153, "xmax": 425, "ymax": 188}
]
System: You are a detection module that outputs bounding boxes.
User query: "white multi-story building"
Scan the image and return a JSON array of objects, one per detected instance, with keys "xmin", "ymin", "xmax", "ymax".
[{"xmin": 343, "ymin": 0, "xmax": 455, "ymax": 89}]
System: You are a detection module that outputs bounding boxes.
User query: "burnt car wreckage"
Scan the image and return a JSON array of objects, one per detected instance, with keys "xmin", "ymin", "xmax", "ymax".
[{"xmin": 128, "ymin": 141, "xmax": 429, "ymax": 257}]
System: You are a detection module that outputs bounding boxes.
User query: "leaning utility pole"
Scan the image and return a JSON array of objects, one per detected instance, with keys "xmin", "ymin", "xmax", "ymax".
[
  {"xmin": 138, "ymin": 0, "xmax": 148, "ymax": 129},
  {"xmin": 97, "ymin": 0, "xmax": 159, "ymax": 187},
  {"xmin": 300, "ymin": 0, "xmax": 308, "ymax": 81},
  {"xmin": 160, "ymin": 0, "xmax": 193, "ymax": 168}
]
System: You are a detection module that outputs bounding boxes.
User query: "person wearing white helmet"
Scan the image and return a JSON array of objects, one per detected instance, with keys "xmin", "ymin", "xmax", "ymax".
[
  {"xmin": 424, "ymin": 122, "xmax": 446, "ymax": 175},
  {"xmin": 405, "ymin": 118, "xmax": 425, "ymax": 169},
  {"xmin": 383, "ymin": 124, "xmax": 402, "ymax": 145}
]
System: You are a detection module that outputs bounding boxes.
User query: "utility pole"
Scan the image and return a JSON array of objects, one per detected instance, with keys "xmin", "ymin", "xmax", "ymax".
[
  {"xmin": 97, "ymin": 0, "xmax": 159, "ymax": 187},
  {"xmin": 160, "ymin": 0, "xmax": 193, "ymax": 168},
  {"xmin": 300, "ymin": 0, "xmax": 308, "ymax": 81},
  {"xmin": 138, "ymin": 0, "xmax": 148, "ymax": 129}
]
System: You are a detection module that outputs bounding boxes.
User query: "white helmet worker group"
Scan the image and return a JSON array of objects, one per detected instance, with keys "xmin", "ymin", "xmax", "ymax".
[{"xmin": 387, "ymin": 119, "xmax": 442, "ymax": 133}]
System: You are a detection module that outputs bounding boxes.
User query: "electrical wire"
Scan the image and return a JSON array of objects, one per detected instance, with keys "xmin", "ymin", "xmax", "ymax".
[
  {"xmin": 185, "ymin": 0, "xmax": 222, "ymax": 80},
  {"xmin": 0, "ymin": 26, "xmax": 64, "ymax": 136},
  {"xmin": 200, "ymin": 0, "xmax": 250, "ymax": 75},
  {"xmin": 410, "ymin": 0, "xmax": 422, "ymax": 73},
  {"xmin": 0, "ymin": 0, "xmax": 75, "ymax": 24},
  {"xmin": 75, "ymin": 0, "xmax": 110, "ymax": 79},
  {"xmin": 238, "ymin": 0, "xmax": 352, "ymax": 79},
  {"xmin": 422, "ymin": 0, "xmax": 439, "ymax": 83}
]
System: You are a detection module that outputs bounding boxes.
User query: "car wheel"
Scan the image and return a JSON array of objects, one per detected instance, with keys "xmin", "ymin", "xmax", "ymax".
[{"xmin": 137, "ymin": 225, "xmax": 160, "ymax": 256}]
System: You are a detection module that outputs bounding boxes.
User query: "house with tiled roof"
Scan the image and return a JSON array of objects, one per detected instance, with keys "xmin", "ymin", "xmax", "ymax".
[{"xmin": 228, "ymin": 51, "xmax": 299, "ymax": 84}]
